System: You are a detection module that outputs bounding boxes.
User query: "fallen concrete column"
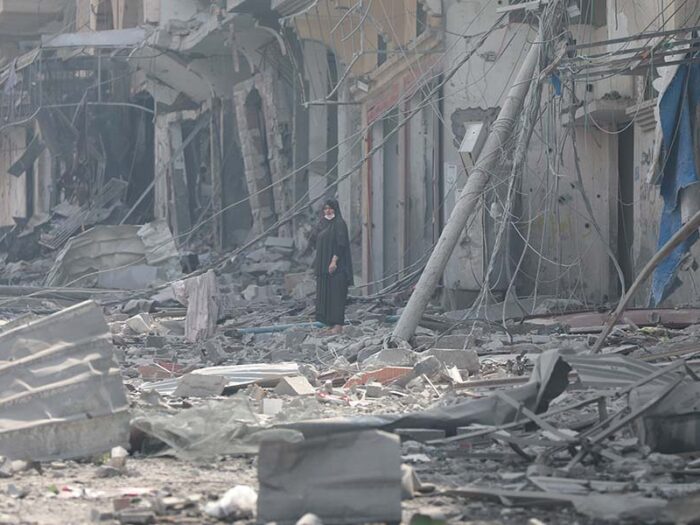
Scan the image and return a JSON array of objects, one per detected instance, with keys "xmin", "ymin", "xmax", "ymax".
[
  {"xmin": 392, "ymin": 29, "xmax": 543, "ymax": 342},
  {"xmin": 0, "ymin": 301, "xmax": 130, "ymax": 461}
]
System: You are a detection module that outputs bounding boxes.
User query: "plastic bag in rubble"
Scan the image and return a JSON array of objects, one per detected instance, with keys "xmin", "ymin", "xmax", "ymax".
[
  {"xmin": 131, "ymin": 395, "xmax": 303, "ymax": 460},
  {"xmin": 204, "ymin": 485, "xmax": 257, "ymax": 519}
]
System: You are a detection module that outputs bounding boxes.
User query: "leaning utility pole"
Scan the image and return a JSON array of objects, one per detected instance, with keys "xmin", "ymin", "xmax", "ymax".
[{"xmin": 393, "ymin": 20, "xmax": 551, "ymax": 342}]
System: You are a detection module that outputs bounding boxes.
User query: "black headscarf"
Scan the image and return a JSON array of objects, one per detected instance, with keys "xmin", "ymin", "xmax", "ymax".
[{"xmin": 313, "ymin": 199, "xmax": 354, "ymax": 285}]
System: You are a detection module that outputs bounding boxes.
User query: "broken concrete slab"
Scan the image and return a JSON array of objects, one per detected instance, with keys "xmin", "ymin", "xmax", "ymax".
[
  {"xmin": 97, "ymin": 265, "xmax": 159, "ymax": 290},
  {"xmin": 264, "ymin": 236, "xmax": 295, "ymax": 251},
  {"xmin": 262, "ymin": 398, "xmax": 284, "ymax": 416},
  {"xmin": 274, "ymin": 376, "xmax": 315, "ymax": 396},
  {"xmin": 126, "ymin": 313, "xmax": 153, "ymax": 335},
  {"xmin": 241, "ymin": 261, "xmax": 292, "ymax": 274},
  {"xmin": 258, "ymin": 430, "xmax": 402, "ymax": 524},
  {"xmin": 415, "ymin": 335, "xmax": 469, "ymax": 350},
  {"xmin": 423, "ymin": 348, "xmax": 480, "ymax": 374},
  {"xmin": 0, "ymin": 301, "xmax": 130, "ymax": 461},
  {"xmin": 243, "ymin": 284, "xmax": 276, "ymax": 302},
  {"xmin": 362, "ymin": 347, "xmax": 417, "ymax": 368},
  {"xmin": 173, "ymin": 373, "xmax": 226, "ymax": 398},
  {"xmin": 204, "ymin": 485, "xmax": 257, "ymax": 520}
]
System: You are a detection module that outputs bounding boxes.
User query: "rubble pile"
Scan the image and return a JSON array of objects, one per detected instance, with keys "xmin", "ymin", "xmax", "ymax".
[{"xmin": 1, "ymin": 242, "xmax": 700, "ymax": 524}]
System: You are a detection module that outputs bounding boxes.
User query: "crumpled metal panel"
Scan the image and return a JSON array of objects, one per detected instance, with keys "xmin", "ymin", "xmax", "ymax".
[
  {"xmin": 0, "ymin": 301, "xmax": 130, "ymax": 461},
  {"xmin": 269, "ymin": 0, "xmax": 316, "ymax": 17},
  {"xmin": 563, "ymin": 354, "xmax": 683, "ymax": 389},
  {"xmin": 140, "ymin": 363, "xmax": 301, "ymax": 395}
]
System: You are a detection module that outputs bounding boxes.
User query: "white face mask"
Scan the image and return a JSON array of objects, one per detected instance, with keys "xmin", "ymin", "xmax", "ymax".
[{"xmin": 324, "ymin": 210, "xmax": 335, "ymax": 221}]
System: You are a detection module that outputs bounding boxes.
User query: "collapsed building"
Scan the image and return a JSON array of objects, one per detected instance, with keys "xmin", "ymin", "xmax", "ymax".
[
  {"xmin": 0, "ymin": 0, "xmax": 698, "ymax": 314},
  {"xmin": 1, "ymin": 2, "xmax": 700, "ymax": 525}
]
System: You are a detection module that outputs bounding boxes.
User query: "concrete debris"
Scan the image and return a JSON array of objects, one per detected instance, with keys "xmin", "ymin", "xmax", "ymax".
[
  {"xmin": 45, "ymin": 223, "xmax": 181, "ymax": 289},
  {"xmin": 295, "ymin": 514, "xmax": 324, "ymax": 525},
  {"xmin": 262, "ymin": 398, "xmax": 284, "ymax": 416},
  {"xmin": 423, "ymin": 348, "xmax": 480, "ymax": 374},
  {"xmin": 1, "ymin": 3, "xmax": 700, "ymax": 517},
  {"xmin": 258, "ymin": 430, "xmax": 402, "ymax": 524},
  {"xmin": 0, "ymin": 301, "xmax": 129, "ymax": 461},
  {"xmin": 172, "ymin": 372, "xmax": 226, "ymax": 397},
  {"xmin": 274, "ymin": 376, "xmax": 316, "ymax": 396},
  {"xmin": 172, "ymin": 270, "xmax": 220, "ymax": 342},
  {"xmin": 203, "ymin": 485, "xmax": 257, "ymax": 519},
  {"xmin": 126, "ymin": 313, "xmax": 153, "ymax": 335}
]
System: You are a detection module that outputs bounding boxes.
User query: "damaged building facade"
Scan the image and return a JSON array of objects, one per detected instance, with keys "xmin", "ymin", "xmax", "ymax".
[{"xmin": 0, "ymin": 0, "xmax": 698, "ymax": 311}]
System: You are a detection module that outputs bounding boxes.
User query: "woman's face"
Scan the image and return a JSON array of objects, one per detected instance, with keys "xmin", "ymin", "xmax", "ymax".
[{"xmin": 323, "ymin": 205, "xmax": 335, "ymax": 220}]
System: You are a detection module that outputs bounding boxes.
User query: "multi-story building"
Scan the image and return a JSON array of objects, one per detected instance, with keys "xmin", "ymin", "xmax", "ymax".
[{"xmin": 0, "ymin": 0, "xmax": 698, "ymax": 310}]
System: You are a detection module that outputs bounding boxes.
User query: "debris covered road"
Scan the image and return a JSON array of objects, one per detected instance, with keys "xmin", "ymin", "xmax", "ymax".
[{"xmin": 2, "ymin": 238, "xmax": 700, "ymax": 525}]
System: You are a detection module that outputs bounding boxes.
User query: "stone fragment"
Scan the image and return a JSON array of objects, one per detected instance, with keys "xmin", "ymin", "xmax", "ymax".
[
  {"xmin": 204, "ymin": 485, "xmax": 257, "ymax": 519},
  {"xmin": 144, "ymin": 335, "xmax": 166, "ymax": 348},
  {"xmin": 424, "ymin": 348, "xmax": 480, "ymax": 374},
  {"xmin": 296, "ymin": 514, "xmax": 324, "ymax": 525},
  {"xmin": 364, "ymin": 382, "xmax": 389, "ymax": 398},
  {"xmin": 109, "ymin": 447, "xmax": 128, "ymax": 469},
  {"xmin": 95, "ymin": 465, "xmax": 123, "ymax": 478},
  {"xmin": 126, "ymin": 313, "xmax": 153, "ymax": 335},
  {"xmin": 262, "ymin": 398, "xmax": 284, "ymax": 416},
  {"xmin": 362, "ymin": 347, "xmax": 417, "ymax": 368},
  {"xmin": 173, "ymin": 373, "xmax": 226, "ymax": 398},
  {"xmin": 274, "ymin": 376, "xmax": 315, "ymax": 396}
]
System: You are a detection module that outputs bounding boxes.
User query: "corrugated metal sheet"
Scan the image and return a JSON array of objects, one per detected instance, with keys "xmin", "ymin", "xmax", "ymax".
[
  {"xmin": 563, "ymin": 354, "xmax": 683, "ymax": 389},
  {"xmin": 0, "ymin": 301, "xmax": 130, "ymax": 461},
  {"xmin": 141, "ymin": 363, "xmax": 300, "ymax": 395},
  {"xmin": 270, "ymin": 0, "xmax": 317, "ymax": 17}
]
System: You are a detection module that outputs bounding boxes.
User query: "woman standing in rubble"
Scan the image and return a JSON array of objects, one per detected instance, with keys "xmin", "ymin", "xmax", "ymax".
[{"xmin": 312, "ymin": 199, "xmax": 353, "ymax": 335}]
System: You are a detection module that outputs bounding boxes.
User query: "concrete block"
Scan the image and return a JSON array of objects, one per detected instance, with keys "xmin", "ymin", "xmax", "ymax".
[
  {"xmin": 415, "ymin": 335, "xmax": 469, "ymax": 350},
  {"xmin": 274, "ymin": 376, "xmax": 315, "ymax": 396},
  {"xmin": 145, "ymin": 335, "xmax": 166, "ymax": 348},
  {"xmin": 98, "ymin": 265, "xmax": 158, "ymax": 290},
  {"xmin": 265, "ymin": 236, "xmax": 295, "ymax": 250},
  {"xmin": 243, "ymin": 284, "xmax": 276, "ymax": 302},
  {"xmin": 258, "ymin": 430, "xmax": 402, "ymax": 524},
  {"xmin": 126, "ymin": 313, "xmax": 153, "ymax": 334},
  {"xmin": 293, "ymin": 281, "xmax": 316, "ymax": 300},
  {"xmin": 241, "ymin": 261, "xmax": 292, "ymax": 274},
  {"xmin": 424, "ymin": 348, "xmax": 480, "ymax": 374},
  {"xmin": 362, "ymin": 347, "xmax": 417, "ymax": 368},
  {"xmin": 364, "ymin": 382, "xmax": 388, "ymax": 398},
  {"xmin": 395, "ymin": 429, "xmax": 446, "ymax": 442},
  {"xmin": 284, "ymin": 272, "xmax": 308, "ymax": 294},
  {"xmin": 261, "ymin": 398, "xmax": 284, "ymax": 416},
  {"xmin": 173, "ymin": 373, "xmax": 226, "ymax": 398}
]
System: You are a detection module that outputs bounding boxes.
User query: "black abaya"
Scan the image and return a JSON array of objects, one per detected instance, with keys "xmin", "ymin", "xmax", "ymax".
[{"xmin": 313, "ymin": 202, "xmax": 353, "ymax": 326}]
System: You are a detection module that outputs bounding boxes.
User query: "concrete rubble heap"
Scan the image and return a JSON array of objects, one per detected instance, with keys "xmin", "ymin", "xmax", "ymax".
[{"xmin": 0, "ymin": 0, "xmax": 699, "ymax": 524}]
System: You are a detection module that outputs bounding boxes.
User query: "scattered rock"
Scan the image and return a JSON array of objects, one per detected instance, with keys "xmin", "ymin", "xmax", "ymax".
[{"xmin": 204, "ymin": 485, "xmax": 257, "ymax": 519}]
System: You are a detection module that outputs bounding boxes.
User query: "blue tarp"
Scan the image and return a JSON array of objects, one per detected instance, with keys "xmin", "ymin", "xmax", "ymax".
[{"xmin": 650, "ymin": 54, "xmax": 700, "ymax": 306}]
